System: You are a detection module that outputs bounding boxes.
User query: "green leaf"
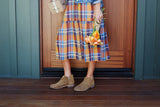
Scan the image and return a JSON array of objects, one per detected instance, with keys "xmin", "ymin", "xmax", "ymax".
[
  {"xmin": 101, "ymin": 8, "xmax": 105, "ymax": 12},
  {"xmin": 89, "ymin": 33, "xmax": 92, "ymax": 36},
  {"xmin": 96, "ymin": 20, "xmax": 101, "ymax": 24},
  {"xmin": 93, "ymin": 26, "xmax": 96, "ymax": 31}
]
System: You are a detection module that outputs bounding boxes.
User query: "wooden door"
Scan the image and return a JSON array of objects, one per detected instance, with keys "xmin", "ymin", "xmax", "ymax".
[{"xmin": 41, "ymin": 0, "xmax": 136, "ymax": 69}]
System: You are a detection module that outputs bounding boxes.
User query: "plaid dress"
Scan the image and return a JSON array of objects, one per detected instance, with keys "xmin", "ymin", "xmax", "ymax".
[{"xmin": 56, "ymin": 0, "xmax": 110, "ymax": 62}]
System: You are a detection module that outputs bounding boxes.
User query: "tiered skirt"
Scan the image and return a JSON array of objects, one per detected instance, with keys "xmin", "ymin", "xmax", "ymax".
[{"xmin": 56, "ymin": 0, "xmax": 110, "ymax": 62}]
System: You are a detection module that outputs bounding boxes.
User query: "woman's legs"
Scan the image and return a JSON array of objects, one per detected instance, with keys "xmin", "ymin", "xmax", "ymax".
[
  {"xmin": 62, "ymin": 60, "xmax": 96, "ymax": 77},
  {"xmin": 61, "ymin": 59, "xmax": 72, "ymax": 77},
  {"xmin": 86, "ymin": 61, "xmax": 96, "ymax": 78},
  {"xmin": 62, "ymin": 59, "xmax": 96, "ymax": 77},
  {"xmin": 50, "ymin": 59, "xmax": 74, "ymax": 89},
  {"xmin": 74, "ymin": 61, "xmax": 96, "ymax": 91},
  {"xmin": 50, "ymin": 59, "xmax": 96, "ymax": 90}
]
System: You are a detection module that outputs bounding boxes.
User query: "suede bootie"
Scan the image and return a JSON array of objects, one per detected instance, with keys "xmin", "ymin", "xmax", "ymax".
[
  {"xmin": 50, "ymin": 74, "xmax": 75, "ymax": 89},
  {"xmin": 74, "ymin": 76, "xmax": 95, "ymax": 91}
]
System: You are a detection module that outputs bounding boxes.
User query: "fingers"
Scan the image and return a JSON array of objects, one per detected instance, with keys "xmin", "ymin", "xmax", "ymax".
[
  {"xmin": 93, "ymin": 9, "xmax": 104, "ymax": 23},
  {"xmin": 96, "ymin": 14, "xmax": 103, "ymax": 23}
]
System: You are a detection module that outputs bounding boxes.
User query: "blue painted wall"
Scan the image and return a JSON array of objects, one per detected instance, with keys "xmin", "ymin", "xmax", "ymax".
[
  {"xmin": 0, "ymin": 0, "xmax": 160, "ymax": 79},
  {"xmin": 135, "ymin": 0, "xmax": 160, "ymax": 79},
  {"xmin": 0, "ymin": 0, "xmax": 40, "ymax": 79}
]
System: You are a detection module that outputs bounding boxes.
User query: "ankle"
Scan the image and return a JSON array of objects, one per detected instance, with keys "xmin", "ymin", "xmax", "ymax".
[
  {"xmin": 64, "ymin": 74, "xmax": 72, "ymax": 77},
  {"xmin": 86, "ymin": 75, "xmax": 94, "ymax": 79}
]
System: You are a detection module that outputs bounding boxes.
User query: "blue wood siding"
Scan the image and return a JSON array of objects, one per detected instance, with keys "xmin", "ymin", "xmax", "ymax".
[
  {"xmin": 135, "ymin": 0, "xmax": 160, "ymax": 79},
  {"xmin": 0, "ymin": 0, "xmax": 160, "ymax": 79},
  {"xmin": 0, "ymin": 0, "xmax": 40, "ymax": 79}
]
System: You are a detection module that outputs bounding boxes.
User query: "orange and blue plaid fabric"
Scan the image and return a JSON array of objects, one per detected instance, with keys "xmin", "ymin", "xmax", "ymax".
[{"xmin": 56, "ymin": 0, "xmax": 110, "ymax": 62}]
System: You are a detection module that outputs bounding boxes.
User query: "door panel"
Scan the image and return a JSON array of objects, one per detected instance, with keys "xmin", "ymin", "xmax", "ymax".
[{"xmin": 41, "ymin": 0, "xmax": 135, "ymax": 69}]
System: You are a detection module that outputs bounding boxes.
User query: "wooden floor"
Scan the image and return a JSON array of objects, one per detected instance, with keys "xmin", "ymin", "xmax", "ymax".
[{"xmin": 0, "ymin": 77, "xmax": 160, "ymax": 107}]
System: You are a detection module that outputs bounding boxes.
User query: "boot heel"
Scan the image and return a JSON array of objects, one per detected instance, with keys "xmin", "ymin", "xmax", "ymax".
[{"xmin": 67, "ymin": 84, "xmax": 74, "ymax": 87}]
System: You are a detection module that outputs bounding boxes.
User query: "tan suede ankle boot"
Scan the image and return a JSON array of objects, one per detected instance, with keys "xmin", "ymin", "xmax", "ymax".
[
  {"xmin": 74, "ymin": 76, "xmax": 95, "ymax": 91},
  {"xmin": 50, "ymin": 74, "xmax": 75, "ymax": 89}
]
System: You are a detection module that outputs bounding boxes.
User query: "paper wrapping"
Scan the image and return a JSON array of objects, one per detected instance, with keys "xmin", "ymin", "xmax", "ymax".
[{"xmin": 48, "ymin": 0, "xmax": 67, "ymax": 14}]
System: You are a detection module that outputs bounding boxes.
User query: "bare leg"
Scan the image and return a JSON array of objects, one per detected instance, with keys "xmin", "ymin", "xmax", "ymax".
[
  {"xmin": 61, "ymin": 59, "xmax": 72, "ymax": 77},
  {"xmin": 73, "ymin": 61, "xmax": 96, "ymax": 91},
  {"xmin": 86, "ymin": 61, "xmax": 97, "ymax": 78},
  {"xmin": 50, "ymin": 59, "xmax": 74, "ymax": 89}
]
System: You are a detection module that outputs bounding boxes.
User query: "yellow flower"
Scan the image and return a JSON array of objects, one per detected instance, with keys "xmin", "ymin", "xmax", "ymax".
[{"xmin": 93, "ymin": 30, "xmax": 100, "ymax": 40}]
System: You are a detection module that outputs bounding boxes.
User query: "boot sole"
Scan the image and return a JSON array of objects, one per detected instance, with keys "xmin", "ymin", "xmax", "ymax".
[
  {"xmin": 74, "ymin": 84, "xmax": 95, "ymax": 92},
  {"xmin": 50, "ymin": 84, "xmax": 75, "ymax": 89},
  {"xmin": 67, "ymin": 84, "xmax": 75, "ymax": 87}
]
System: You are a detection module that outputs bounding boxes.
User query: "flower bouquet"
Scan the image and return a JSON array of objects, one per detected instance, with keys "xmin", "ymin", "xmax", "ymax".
[{"xmin": 85, "ymin": 8, "xmax": 106, "ymax": 47}]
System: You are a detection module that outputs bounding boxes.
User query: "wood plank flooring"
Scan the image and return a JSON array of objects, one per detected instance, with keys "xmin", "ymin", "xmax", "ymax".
[{"xmin": 0, "ymin": 77, "xmax": 160, "ymax": 107}]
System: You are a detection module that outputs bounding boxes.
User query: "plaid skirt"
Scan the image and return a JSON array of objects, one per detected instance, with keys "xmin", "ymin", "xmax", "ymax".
[{"xmin": 55, "ymin": 0, "xmax": 110, "ymax": 62}]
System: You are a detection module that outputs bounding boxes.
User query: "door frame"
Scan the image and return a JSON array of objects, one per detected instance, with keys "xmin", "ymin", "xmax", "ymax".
[{"xmin": 39, "ymin": 0, "xmax": 138, "ymax": 78}]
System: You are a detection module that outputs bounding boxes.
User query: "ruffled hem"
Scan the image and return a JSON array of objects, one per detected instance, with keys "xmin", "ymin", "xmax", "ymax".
[{"xmin": 55, "ymin": 52, "xmax": 110, "ymax": 62}]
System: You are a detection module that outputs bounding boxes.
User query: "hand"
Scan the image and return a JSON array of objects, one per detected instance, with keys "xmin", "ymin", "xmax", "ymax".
[{"xmin": 93, "ymin": 6, "xmax": 103, "ymax": 23}]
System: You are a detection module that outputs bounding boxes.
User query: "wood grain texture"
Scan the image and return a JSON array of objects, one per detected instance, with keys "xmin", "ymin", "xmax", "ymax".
[
  {"xmin": 0, "ymin": 78, "xmax": 160, "ymax": 106},
  {"xmin": 132, "ymin": 0, "xmax": 137, "ymax": 74},
  {"xmin": 41, "ymin": 0, "xmax": 136, "ymax": 69}
]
